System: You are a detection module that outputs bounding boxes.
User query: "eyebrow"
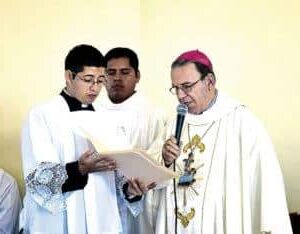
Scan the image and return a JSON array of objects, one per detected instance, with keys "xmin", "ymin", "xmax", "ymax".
[
  {"xmin": 82, "ymin": 74, "xmax": 105, "ymax": 79},
  {"xmin": 173, "ymin": 81, "xmax": 193, "ymax": 86},
  {"xmin": 107, "ymin": 68, "xmax": 132, "ymax": 71}
]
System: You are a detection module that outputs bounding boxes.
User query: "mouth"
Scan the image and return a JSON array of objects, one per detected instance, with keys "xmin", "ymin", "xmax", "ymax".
[
  {"xmin": 87, "ymin": 94, "xmax": 97, "ymax": 99},
  {"xmin": 180, "ymin": 100, "xmax": 192, "ymax": 107},
  {"xmin": 111, "ymin": 84, "xmax": 124, "ymax": 90}
]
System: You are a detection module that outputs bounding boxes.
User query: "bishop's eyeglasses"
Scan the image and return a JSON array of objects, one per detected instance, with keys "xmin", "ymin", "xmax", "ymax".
[{"xmin": 169, "ymin": 79, "xmax": 201, "ymax": 95}]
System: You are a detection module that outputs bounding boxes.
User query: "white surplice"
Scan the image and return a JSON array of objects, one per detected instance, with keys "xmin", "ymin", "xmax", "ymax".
[
  {"xmin": 97, "ymin": 92, "xmax": 166, "ymax": 234},
  {"xmin": 0, "ymin": 169, "xmax": 21, "ymax": 234},
  {"xmin": 153, "ymin": 92, "xmax": 292, "ymax": 234},
  {"xmin": 20, "ymin": 95, "xmax": 122, "ymax": 234}
]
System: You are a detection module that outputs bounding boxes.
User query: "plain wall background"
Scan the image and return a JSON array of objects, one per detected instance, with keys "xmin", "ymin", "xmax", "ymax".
[{"xmin": 1, "ymin": 0, "xmax": 299, "ymax": 212}]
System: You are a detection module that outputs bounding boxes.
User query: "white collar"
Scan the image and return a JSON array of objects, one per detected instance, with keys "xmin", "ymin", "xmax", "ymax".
[
  {"xmin": 99, "ymin": 92, "xmax": 144, "ymax": 111},
  {"xmin": 186, "ymin": 92, "xmax": 243, "ymax": 125}
]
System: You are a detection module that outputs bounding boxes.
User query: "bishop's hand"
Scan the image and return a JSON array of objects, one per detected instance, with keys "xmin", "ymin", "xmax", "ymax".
[
  {"xmin": 78, "ymin": 150, "xmax": 117, "ymax": 175},
  {"xmin": 162, "ymin": 136, "xmax": 181, "ymax": 167}
]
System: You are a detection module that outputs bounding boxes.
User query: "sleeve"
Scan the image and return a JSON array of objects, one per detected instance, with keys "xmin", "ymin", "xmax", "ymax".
[
  {"xmin": 21, "ymin": 109, "xmax": 68, "ymax": 214},
  {"xmin": 62, "ymin": 161, "xmax": 88, "ymax": 193},
  {"xmin": 241, "ymin": 108, "xmax": 293, "ymax": 234},
  {"xmin": 146, "ymin": 116, "xmax": 177, "ymax": 190},
  {"xmin": 25, "ymin": 162, "xmax": 68, "ymax": 214},
  {"xmin": 21, "ymin": 108, "xmax": 62, "ymax": 174},
  {"xmin": 145, "ymin": 108, "xmax": 169, "ymax": 165},
  {"xmin": 115, "ymin": 170, "xmax": 143, "ymax": 217},
  {"xmin": 257, "ymin": 128, "xmax": 292, "ymax": 234},
  {"xmin": 0, "ymin": 171, "xmax": 22, "ymax": 234},
  {"xmin": 122, "ymin": 183, "xmax": 142, "ymax": 203}
]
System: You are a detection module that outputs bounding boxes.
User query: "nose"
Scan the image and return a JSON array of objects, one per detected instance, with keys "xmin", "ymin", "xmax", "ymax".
[
  {"xmin": 89, "ymin": 82, "xmax": 101, "ymax": 91},
  {"xmin": 112, "ymin": 73, "xmax": 122, "ymax": 81},
  {"xmin": 176, "ymin": 88, "xmax": 186, "ymax": 99}
]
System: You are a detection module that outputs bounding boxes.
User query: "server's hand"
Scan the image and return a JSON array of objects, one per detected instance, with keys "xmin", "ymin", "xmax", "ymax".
[
  {"xmin": 78, "ymin": 150, "xmax": 116, "ymax": 175},
  {"xmin": 126, "ymin": 178, "xmax": 156, "ymax": 197}
]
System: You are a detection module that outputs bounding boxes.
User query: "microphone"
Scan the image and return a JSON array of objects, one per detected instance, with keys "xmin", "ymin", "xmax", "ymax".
[
  {"xmin": 175, "ymin": 104, "xmax": 188, "ymax": 146},
  {"xmin": 173, "ymin": 104, "xmax": 188, "ymax": 234}
]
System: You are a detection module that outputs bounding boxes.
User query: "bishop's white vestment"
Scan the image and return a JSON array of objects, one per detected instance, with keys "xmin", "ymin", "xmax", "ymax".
[{"xmin": 153, "ymin": 92, "xmax": 292, "ymax": 234}]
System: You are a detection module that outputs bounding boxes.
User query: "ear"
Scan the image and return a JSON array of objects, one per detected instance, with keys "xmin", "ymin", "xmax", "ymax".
[
  {"xmin": 135, "ymin": 70, "xmax": 140, "ymax": 83},
  {"xmin": 205, "ymin": 73, "xmax": 216, "ymax": 91},
  {"xmin": 65, "ymin": 70, "xmax": 73, "ymax": 85}
]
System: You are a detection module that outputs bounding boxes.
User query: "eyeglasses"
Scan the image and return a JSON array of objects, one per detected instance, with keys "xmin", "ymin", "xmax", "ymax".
[
  {"xmin": 169, "ymin": 79, "xmax": 201, "ymax": 95},
  {"xmin": 72, "ymin": 72, "xmax": 104, "ymax": 86},
  {"xmin": 106, "ymin": 68, "xmax": 134, "ymax": 79}
]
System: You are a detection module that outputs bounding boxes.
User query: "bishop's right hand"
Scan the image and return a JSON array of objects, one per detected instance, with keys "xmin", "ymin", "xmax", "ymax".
[
  {"xmin": 78, "ymin": 150, "xmax": 117, "ymax": 175},
  {"xmin": 162, "ymin": 136, "xmax": 181, "ymax": 167}
]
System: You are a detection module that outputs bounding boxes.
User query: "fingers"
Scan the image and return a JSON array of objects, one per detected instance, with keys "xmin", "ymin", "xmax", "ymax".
[
  {"xmin": 79, "ymin": 150, "xmax": 117, "ymax": 174},
  {"xmin": 127, "ymin": 178, "xmax": 147, "ymax": 196},
  {"xmin": 82, "ymin": 149, "xmax": 95, "ymax": 159},
  {"xmin": 147, "ymin": 182, "xmax": 156, "ymax": 190},
  {"xmin": 94, "ymin": 157, "xmax": 117, "ymax": 171},
  {"xmin": 78, "ymin": 150, "xmax": 95, "ymax": 175},
  {"xmin": 162, "ymin": 136, "xmax": 181, "ymax": 166}
]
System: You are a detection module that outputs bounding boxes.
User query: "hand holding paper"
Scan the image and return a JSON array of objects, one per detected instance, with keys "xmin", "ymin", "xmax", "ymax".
[
  {"xmin": 100, "ymin": 149, "xmax": 176, "ymax": 185},
  {"xmin": 69, "ymin": 110, "xmax": 177, "ymax": 186},
  {"xmin": 126, "ymin": 178, "xmax": 155, "ymax": 197},
  {"xmin": 78, "ymin": 127, "xmax": 176, "ymax": 185}
]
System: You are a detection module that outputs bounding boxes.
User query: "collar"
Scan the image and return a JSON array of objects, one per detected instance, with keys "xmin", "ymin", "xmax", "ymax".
[
  {"xmin": 60, "ymin": 89, "xmax": 94, "ymax": 112},
  {"xmin": 199, "ymin": 89, "xmax": 218, "ymax": 114},
  {"xmin": 186, "ymin": 91, "xmax": 243, "ymax": 125},
  {"xmin": 99, "ymin": 92, "xmax": 143, "ymax": 111}
]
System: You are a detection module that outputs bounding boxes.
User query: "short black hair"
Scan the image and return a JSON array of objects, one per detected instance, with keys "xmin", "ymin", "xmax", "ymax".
[
  {"xmin": 171, "ymin": 59, "xmax": 216, "ymax": 80},
  {"xmin": 105, "ymin": 47, "xmax": 139, "ymax": 75},
  {"xmin": 65, "ymin": 44, "xmax": 104, "ymax": 73}
]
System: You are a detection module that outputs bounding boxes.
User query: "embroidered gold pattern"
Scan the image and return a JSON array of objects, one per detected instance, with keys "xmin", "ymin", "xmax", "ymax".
[
  {"xmin": 175, "ymin": 208, "xmax": 195, "ymax": 228},
  {"xmin": 183, "ymin": 135, "xmax": 205, "ymax": 153}
]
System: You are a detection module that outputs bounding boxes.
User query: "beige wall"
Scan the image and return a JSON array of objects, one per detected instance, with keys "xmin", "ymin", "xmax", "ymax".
[{"xmin": 1, "ymin": 0, "xmax": 299, "ymax": 212}]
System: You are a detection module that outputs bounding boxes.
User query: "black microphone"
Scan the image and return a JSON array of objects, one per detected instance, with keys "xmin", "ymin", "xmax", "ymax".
[
  {"xmin": 175, "ymin": 104, "xmax": 188, "ymax": 146},
  {"xmin": 173, "ymin": 103, "xmax": 188, "ymax": 234}
]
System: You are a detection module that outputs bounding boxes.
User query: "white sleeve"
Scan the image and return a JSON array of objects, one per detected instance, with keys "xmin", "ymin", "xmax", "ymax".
[
  {"xmin": 21, "ymin": 109, "xmax": 67, "ymax": 214},
  {"xmin": 115, "ymin": 170, "xmax": 143, "ymax": 217},
  {"xmin": 0, "ymin": 170, "xmax": 22, "ymax": 234},
  {"xmin": 145, "ymin": 110, "xmax": 169, "ymax": 165},
  {"xmin": 25, "ymin": 162, "xmax": 68, "ymax": 214},
  {"xmin": 241, "ymin": 109, "xmax": 293, "ymax": 234},
  {"xmin": 256, "ymin": 127, "xmax": 292, "ymax": 234}
]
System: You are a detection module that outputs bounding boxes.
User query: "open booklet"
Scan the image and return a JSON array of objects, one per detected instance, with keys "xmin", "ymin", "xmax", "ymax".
[
  {"xmin": 78, "ymin": 127, "xmax": 177, "ymax": 185},
  {"xmin": 99, "ymin": 149, "xmax": 176, "ymax": 185}
]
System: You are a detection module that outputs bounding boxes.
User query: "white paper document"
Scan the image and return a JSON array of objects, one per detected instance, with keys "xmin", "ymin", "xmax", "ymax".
[{"xmin": 70, "ymin": 112, "xmax": 176, "ymax": 185}]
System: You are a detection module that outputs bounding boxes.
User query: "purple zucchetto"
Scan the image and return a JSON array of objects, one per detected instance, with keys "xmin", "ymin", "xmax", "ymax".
[{"xmin": 175, "ymin": 49, "xmax": 213, "ymax": 71}]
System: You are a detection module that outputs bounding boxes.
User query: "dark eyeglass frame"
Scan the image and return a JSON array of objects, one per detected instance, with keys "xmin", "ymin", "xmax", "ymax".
[
  {"xmin": 169, "ymin": 79, "xmax": 202, "ymax": 95},
  {"xmin": 71, "ymin": 72, "xmax": 105, "ymax": 86}
]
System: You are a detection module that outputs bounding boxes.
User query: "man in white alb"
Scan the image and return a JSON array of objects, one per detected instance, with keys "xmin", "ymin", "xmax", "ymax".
[
  {"xmin": 99, "ymin": 47, "xmax": 166, "ymax": 234},
  {"xmin": 20, "ymin": 44, "xmax": 149, "ymax": 234},
  {"xmin": 154, "ymin": 50, "xmax": 292, "ymax": 234}
]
